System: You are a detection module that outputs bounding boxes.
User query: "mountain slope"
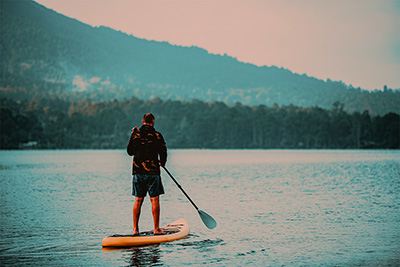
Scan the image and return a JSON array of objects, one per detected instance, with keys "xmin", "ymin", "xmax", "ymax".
[{"xmin": 0, "ymin": 0, "xmax": 399, "ymax": 115}]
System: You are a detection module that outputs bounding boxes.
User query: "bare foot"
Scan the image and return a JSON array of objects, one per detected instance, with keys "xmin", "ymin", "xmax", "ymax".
[
  {"xmin": 133, "ymin": 229, "xmax": 139, "ymax": 236},
  {"xmin": 153, "ymin": 228, "xmax": 166, "ymax": 235}
]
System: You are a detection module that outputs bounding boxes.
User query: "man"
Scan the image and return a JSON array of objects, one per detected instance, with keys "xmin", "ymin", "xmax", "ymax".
[{"xmin": 127, "ymin": 113, "xmax": 167, "ymax": 235}]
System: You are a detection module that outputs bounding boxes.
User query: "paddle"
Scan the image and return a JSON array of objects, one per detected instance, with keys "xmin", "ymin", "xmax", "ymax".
[{"xmin": 162, "ymin": 166, "xmax": 217, "ymax": 229}]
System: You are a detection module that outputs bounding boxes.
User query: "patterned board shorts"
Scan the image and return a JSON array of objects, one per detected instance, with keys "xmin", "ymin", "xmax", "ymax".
[{"xmin": 132, "ymin": 174, "xmax": 165, "ymax": 197}]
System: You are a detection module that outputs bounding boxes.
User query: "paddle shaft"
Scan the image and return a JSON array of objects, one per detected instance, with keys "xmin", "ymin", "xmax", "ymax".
[{"xmin": 162, "ymin": 166, "xmax": 199, "ymax": 211}]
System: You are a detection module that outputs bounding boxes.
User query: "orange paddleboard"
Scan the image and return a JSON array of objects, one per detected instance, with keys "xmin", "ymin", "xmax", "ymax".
[{"xmin": 102, "ymin": 218, "xmax": 189, "ymax": 247}]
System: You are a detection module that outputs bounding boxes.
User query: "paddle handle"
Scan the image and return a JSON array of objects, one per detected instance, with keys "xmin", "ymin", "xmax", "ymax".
[{"xmin": 162, "ymin": 166, "xmax": 200, "ymax": 211}]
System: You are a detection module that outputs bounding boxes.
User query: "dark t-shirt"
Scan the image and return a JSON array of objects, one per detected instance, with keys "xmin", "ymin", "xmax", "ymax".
[{"xmin": 127, "ymin": 124, "xmax": 167, "ymax": 175}]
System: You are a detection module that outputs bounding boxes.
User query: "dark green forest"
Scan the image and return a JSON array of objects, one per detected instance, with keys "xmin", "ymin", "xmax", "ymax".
[{"xmin": 1, "ymin": 97, "xmax": 398, "ymax": 150}]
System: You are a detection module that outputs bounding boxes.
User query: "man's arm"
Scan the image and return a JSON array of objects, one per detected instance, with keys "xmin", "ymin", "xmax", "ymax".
[
  {"xmin": 157, "ymin": 133, "xmax": 167, "ymax": 167},
  {"xmin": 127, "ymin": 127, "xmax": 140, "ymax": 156}
]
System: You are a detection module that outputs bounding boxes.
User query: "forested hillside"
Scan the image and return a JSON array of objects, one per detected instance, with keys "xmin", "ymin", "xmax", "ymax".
[
  {"xmin": 1, "ymin": 0, "xmax": 399, "ymax": 116},
  {"xmin": 1, "ymin": 97, "xmax": 398, "ymax": 150}
]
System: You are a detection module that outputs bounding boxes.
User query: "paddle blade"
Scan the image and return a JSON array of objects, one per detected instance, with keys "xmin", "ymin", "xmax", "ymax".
[{"xmin": 198, "ymin": 209, "xmax": 217, "ymax": 229}]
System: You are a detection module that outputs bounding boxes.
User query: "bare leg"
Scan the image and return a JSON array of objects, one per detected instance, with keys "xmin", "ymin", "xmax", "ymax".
[
  {"xmin": 133, "ymin": 197, "xmax": 144, "ymax": 235},
  {"xmin": 150, "ymin": 196, "xmax": 165, "ymax": 235}
]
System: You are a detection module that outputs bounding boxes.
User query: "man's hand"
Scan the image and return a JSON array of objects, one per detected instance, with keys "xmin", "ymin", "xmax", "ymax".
[{"xmin": 132, "ymin": 126, "xmax": 139, "ymax": 133}]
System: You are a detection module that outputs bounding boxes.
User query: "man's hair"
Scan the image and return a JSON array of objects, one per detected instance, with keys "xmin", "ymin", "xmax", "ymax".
[{"xmin": 143, "ymin": 113, "xmax": 155, "ymax": 124}]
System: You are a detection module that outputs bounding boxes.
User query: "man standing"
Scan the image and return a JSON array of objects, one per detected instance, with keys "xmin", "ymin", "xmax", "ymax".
[{"xmin": 127, "ymin": 113, "xmax": 167, "ymax": 235}]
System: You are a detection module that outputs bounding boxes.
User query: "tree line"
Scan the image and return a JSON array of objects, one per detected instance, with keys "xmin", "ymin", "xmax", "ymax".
[{"xmin": 0, "ymin": 97, "xmax": 399, "ymax": 150}]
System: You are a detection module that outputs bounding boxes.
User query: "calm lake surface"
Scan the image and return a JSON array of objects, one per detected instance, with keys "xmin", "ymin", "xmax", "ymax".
[{"xmin": 0, "ymin": 149, "xmax": 399, "ymax": 266}]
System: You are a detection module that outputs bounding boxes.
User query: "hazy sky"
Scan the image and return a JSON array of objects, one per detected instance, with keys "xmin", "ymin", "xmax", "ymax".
[{"xmin": 35, "ymin": 0, "xmax": 399, "ymax": 91}]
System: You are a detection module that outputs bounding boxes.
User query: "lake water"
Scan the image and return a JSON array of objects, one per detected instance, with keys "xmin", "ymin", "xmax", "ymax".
[{"xmin": 0, "ymin": 149, "xmax": 399, "ymax": 266}]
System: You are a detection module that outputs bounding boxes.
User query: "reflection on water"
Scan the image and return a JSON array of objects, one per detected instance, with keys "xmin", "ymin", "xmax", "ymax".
[
  {"xmin": 0, "ymin": 149, "xmax": 399, "ymax": 266},
  {"xmin": 129, "ymin": 245, "xmax": 162, "ymax": 267},
  {"xmin": 101, "ymin": 244, "xmax": 163, "ymax": 266}
]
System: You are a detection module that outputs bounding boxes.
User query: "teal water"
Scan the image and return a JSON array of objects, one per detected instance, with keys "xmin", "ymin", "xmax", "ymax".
[{"xmin": 0, "ymin": 150, "xmax": 399, "ymax": 266}]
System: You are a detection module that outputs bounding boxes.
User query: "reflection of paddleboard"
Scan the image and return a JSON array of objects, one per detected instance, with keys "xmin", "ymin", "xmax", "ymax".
[{"xmin": 102, "ymin": 218, "xmax": 190, "ymax": 247}]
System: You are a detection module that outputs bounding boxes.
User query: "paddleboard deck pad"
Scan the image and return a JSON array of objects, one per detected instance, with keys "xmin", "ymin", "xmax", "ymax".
[{"xmin": 102, "ymin": 218, "xmax": 189, "ymax": 247}]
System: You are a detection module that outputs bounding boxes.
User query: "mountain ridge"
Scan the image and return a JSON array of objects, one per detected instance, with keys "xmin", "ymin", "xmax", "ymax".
[{"xmin": 1, "ymin": 0, "xmax": 399, "ymax": 116}]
